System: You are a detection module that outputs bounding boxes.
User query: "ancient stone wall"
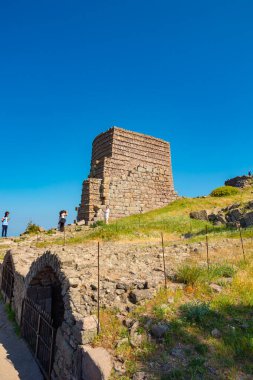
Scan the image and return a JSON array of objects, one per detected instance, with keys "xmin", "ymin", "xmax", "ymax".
[
  {"xmin": 77, "ymin": 127, "xmax": 177, "ymax": 224},
  {"xmin": 0, "ymin": 238, "xmax": 247, "ymax": 379},
  {"xmin": 0, "ymin": 241, "xmax": 189, "ymax": 380}
]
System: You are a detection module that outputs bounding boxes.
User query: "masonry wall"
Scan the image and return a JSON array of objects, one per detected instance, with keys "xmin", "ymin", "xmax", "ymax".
[{"xmin": 77, "ymin": 127, "xmax": 177, "ymax": 224}]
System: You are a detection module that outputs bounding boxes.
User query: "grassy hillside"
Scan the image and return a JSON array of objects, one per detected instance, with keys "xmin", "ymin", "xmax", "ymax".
[
  {"xmin": 36, "ymin": 185, "xmax": 253, "ymax": 247},
  {"xmin": 95, "ymin": 240, "xmax": 253, "ymax": 380}
]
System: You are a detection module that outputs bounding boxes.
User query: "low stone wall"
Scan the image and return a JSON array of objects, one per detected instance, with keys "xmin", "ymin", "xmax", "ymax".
[{"xmin": 0, "ymin": 238, "xmax": 247, "ymax": 379}]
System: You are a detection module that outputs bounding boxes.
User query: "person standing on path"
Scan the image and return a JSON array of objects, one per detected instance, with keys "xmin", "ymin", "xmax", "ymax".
[
  {"xmin": 1, "ymin": 211, "xmax": 10, "ymax": 238},
  {"xmin": 103, "ymin": 205, "xmax": 110, "ymax": 224},
  {"xmin": 58, "ymin": 210, "xmax": 68, "ymax": 232}
]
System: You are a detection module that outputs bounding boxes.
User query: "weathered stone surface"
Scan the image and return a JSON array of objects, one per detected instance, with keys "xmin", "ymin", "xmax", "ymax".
[
  {"xmin": 225, "ymin": 175, "xmax": 253, "ymax": 188},
  {"xmin": 130, "ymin": 321, "xmax": 145, "ymax": 347},
  {"xmin": 190, "ymin": 210, "xmax": 208, "ymax": 221},
  {"xmin": 207, "ymin": 200, "xmax": 253, "ymax": 228},
  {"xmin": 77, "ymin": 127, "xmax": 178, "ymax": 224},
  {"xmin": 82, "ymin": 345, "xmax": 112, "ymax": 380},
  {"xmin": 151, "ymin": 323, "xmax": 169, "ymax": 338},
  {"xmin": 241, "ymin": 211, "xmax": 253, "ymax": 227},
  {"xmin": 226, "ymin": 209, "xmax": 243, "ymax": 223},
  {"xmin": 129, "ymin": 289, "xmax": 153, "ymax": 304},
  {"xmin": 210, "ymin": 283, "xmax": 223, "ymax": 293},
  {"xmin": 211, "ymin": 328, "xmax": 222, "ymax": 339}
]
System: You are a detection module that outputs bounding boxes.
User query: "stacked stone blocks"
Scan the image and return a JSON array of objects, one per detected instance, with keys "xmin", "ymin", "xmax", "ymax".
[{"xmin": 78, "ymin": 127, "xmax": 177, "ymax": 224}]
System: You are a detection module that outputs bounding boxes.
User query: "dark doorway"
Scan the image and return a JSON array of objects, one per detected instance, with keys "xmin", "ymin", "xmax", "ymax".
[{"xmin": 22, "ymin": 266, "xmax": 65, "ymax": 379}]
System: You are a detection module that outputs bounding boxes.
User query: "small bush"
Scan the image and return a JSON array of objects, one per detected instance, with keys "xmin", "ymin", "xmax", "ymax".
[
  {"xmin": 210, "ymin": 186, "xmax": 239, "ymax": 197},
  {"xmin": 180, "ymin": 302, "xmax": 214, "ymax": 325},
  {"xmin": 90, "ymin": 220, "xmax": 105, "ymax": 228},
  {"xmin": 24, "ymin": 221, "xmax": 41, "ymax": 234},
  {"xmin": 209, "ymin": 264, "xmax": 236, "ymax": 279},
  {"xmin": 46, "ymin": 229, "xmax": 56, "ymax": 235},
  {"xmin": 176, "ymin": 265, "xmax": 202, "ymax": 285}
]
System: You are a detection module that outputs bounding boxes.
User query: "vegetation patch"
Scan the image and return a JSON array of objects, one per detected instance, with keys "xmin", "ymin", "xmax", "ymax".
[
  {"xmin": 23, "ymin": 221, "xmax": 41, "ymax": 234},
  {"xmin": 210, "ymin": 186, "xmax": 240, "ymax": 197}
]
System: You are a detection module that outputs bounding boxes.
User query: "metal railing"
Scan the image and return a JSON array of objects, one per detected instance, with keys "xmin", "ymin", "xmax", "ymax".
[{"xmin": 21, "ymin": 297, "xmax": 55, "ymax": 380}]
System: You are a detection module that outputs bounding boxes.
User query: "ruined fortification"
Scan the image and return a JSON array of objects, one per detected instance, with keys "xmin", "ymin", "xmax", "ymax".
[{"xmin": 77, "ymin": 127, "xmax": 177, "ymax": 224}]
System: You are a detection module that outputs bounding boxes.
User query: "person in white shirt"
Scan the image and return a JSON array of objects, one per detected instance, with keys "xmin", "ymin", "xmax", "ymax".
[
  {"xmin": 103, "ymin": 206, "xmax": 110, "ymax": 224},
  {"xmin": 58, "ymin": 210, "xmax": 68, "ymax": 232},
  {"xmin": 2, "ymin": 211, "xmax": 10, "ymax": 238}
]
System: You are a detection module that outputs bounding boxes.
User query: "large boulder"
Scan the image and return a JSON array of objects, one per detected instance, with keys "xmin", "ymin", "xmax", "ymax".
[
  {"xmin": 189, "ymin": 210, "xmax": 208, "ymax": 221},
  {"xmin": 226, "ymin": 209, "xmax": 243, "ymax": 223},
  {"xmin": 241, "ymin": 212, "xmax": 253, "ymax": 228},
  {"xmin": 225, "ymin": 175, "xmax": 253, "ymax": 188}
]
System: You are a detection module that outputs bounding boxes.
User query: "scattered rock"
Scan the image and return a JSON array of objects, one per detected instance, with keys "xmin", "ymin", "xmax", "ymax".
[
  {"xmin": 116, "ymin": 282, "xmax": 129, "ymax": 291},
  {"xmin": 225, "ymin": 175, "xmax": 253, "ymax": 188},
  {"xmin": 190, "ymin": 210, "xmax": 208, "ymax": 221},
  {"xmin": 211, "ymin": 328, "xmax": 222, "ymax": 339},
  {"xmin": 130, "ymin": 321, "xmax": 145, "ymax": 347},
  {"xmin": 171, "ymin": 346, "xmax": 185, "ymax": 360},
  {"xmin": 151, "ymin": 323, "xmax": 169, "ymax": 338},
  {"xmin": 116, "ymin": 338, "xmax": 129, "ymax": 348},
  {"xmin": 241, "ymin": 211, "xmax": 253, "ymax": 227},
  {"xmin": 167, "ymin": 296, "xmax": 175, "ymax": 304},
  {"xmin": 210, "ymin": 283, "xmax": 223, "ymax": 293},
  {"xmin": 133, "ymin": 372, "xmax": 149, "ymax": 380},
  {"xmin": 129, "ymin": 289, "xmax": 152, "ymax": 304}
]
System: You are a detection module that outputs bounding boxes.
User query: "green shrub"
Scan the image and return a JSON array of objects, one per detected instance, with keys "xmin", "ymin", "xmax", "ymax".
[
  {"xmin": 180, "ymin": 302, "xmax": 214, "ymax": 325},
  {"xmin": 209, "ymin": 264, "xmax": 236, "ymax": 279},
  {"xmin": 24, "ymin": 221, "xmax": 41, "ymax": 234},
  {"xmin": 46, "ymin": 229, "xmax": 56, "ymax": 235},
  {"xmin": 175, "ymin": 265, "xmax": 202, "ymax": 285},
  {"xmin": 90, "ymin": 220, "xmax": 105, "ymax": 228},
  {"xmin": 210, "ymin": 186, "xmax": 239, "ymax": 197}
]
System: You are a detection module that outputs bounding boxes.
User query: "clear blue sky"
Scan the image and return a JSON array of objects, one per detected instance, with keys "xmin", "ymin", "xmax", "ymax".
[{"xmin": 0, "ymin": 0, "xmax": 252, "ymax": 235}]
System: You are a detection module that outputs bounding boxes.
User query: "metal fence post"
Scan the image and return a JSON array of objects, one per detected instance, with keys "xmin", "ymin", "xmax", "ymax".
[
  {"xmin": 205, "ymin": 225, "xmax": 210, "ymax": 271},
  {"xmin": 97, "ymin": 241, "xmax": 100, "ymax": 334},
  {"xmin": 161, "ymin": 232, "xmax": 167, "ymax": 289},
  {"xmin": 239, "ymin": 226, "xmax": 246, "ymax": 262}
]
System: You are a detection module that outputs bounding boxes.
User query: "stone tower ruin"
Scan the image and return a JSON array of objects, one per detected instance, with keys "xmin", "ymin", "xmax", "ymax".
[{"xmin": 77, "ymin": 127, "xmax": 177, "ymax": 224}]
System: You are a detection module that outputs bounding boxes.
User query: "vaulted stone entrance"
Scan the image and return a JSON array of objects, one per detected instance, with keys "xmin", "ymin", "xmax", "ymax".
[
  {"xmin": 22, "ymin": 265, "xmax": 65, "ymax": 379},
  {"xmin": 1, "ymin": 248, "xmax": 112, "ymax": 380}
]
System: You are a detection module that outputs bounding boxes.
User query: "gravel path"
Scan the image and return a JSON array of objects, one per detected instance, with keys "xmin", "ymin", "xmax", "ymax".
[{"xmin": 0, "ymin": 301, "xmax": 43, "ymax": 380}]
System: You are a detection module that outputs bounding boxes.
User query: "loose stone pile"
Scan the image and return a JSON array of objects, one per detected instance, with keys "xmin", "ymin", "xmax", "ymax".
[
  {"xmin": 225, "ymin": 175, "xmax": 253, "ymax": 188},
  {"xmin": 190, "ymin": 200, "xmax": 253, "ymax": 228}
]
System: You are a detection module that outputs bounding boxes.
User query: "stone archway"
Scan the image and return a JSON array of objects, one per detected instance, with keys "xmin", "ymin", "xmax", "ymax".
[
  {"xmin": 22, "ymin": 253, "xmax": 67, "ymax": 380},
  {"xmin": 1, "ymin": 248, "xmax": 112, "ymax": 380},
  {"xmin": 26, "ymin": 265, "xmax": 64, "ymax": 329}
]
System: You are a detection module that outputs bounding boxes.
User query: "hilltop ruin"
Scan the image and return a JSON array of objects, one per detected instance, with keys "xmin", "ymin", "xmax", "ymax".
[{"xmin": 77, "ymin": 127, "xmax": 177, "ymax": 224}]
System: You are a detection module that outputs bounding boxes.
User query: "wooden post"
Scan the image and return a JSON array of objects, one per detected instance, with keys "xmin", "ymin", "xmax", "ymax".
[
  {"xmin": 205, "ymin": 225, "xmax": 210, "ymax": 271},
  {"xmin": 239, "ymin": 226, "xmax": 246, "ymax": 262},
  {"xmin": 161, "ymin": 232, "xmax": 167, "ymax": 289},
  {"xmin": 97, "ymin": 241, "xmax": 100, "ymax": 334}
]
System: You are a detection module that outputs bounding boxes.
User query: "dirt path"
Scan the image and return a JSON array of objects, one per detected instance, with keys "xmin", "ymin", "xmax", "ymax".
[{"xmin": 0, "ymin": 301, "xmax": 43, "ymax": 380}]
